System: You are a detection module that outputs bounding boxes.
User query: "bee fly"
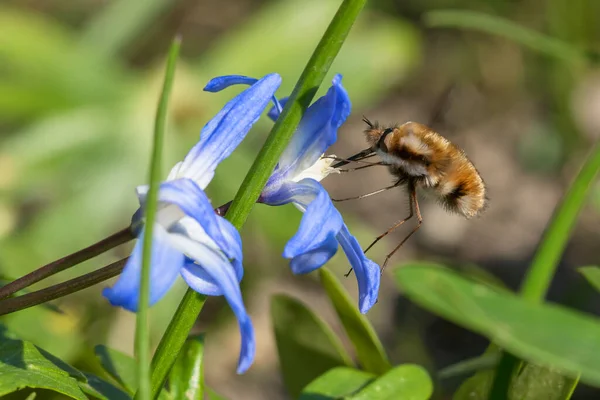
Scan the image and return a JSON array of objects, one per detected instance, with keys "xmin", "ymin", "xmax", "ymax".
[{"xmin": 332, "ymin": 117, "xmax": 487, "ymax": 274}]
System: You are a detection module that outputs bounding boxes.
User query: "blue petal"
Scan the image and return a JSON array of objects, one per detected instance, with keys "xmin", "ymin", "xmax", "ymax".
[
  {"xmin": 260, "ymin": 178, "xmax": 319, "ymax": 207},
  {"xmin": 173, "ymin": 235, "xmax": 255, "ymax": 373},
  {"xmin": 336, "ymin": 225, "xmax": 380, "ymax": 313},
  {"xmin": 172, "ymin": 73, "xmax": 282, "ymax": 188},
  {"xmin": 274, "ymin": 74, "xmax": 350, "ymax": 181},
  {"xmin": 103, "ymin": 226, "xmax": 184, "ymax": 311},
  {"xmin": 156, "ymin": 178, "xmax": 243, "ymax": 296},
  {"xmin": 158, "ymin": 179, "xmax": 242, "ymax": 274},
  {"xmin": 283, "ymin": 179, "xmax": 343, "ymax": 274},
  {"xmin": 204, "ymin": 75, "xmax": 259, "ymax": 92},
  {"xmin": 267, "ymin": 97, "xmax": 289, "ymax": 121},
  {"xmin": 204, "ymin": 74, "xmax": 283, "ymax": 123}
]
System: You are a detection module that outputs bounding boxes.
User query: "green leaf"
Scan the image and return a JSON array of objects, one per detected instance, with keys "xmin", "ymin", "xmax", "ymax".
[
  {"xmin": 491, "ymin": 141, "xmax": 600, "ymax": 396},
  {"xmin": 319, "ymin": 268, "xmax": 391, "ymax": 374},
  {"xmin": 509, "ymin": 364, "xmax": 578, "ymax": 400},
  {"xmin": 95, "ymin": 345, "xmax": 137, "ymax": 394},
  {"xmin": 453, "ymin": 370, "xmax": 495, "ymax": 400},
  {"xmin": 299, "ymin": 367, "xmax": 375, "ymax": 400},
  {"xmin": 438, "ymin": 353, "xmax": 500, "ymax": 380},
  {"xmin": 0, "ymin": 327, "xmax": 87, "ymax": 399},
  {"xmin": 271, "ymin": 294, "xmax": 353, "ymax": 398},
  {"xmin": 79, "ymin": 373, "xmax": 131, "ymax": 400},
  {"xmin": 579, "ymin": 266, "xmax": 600, "ymax": 292},
  {"xmin": 394, "ymin": 264, "xmax": 600, "ymax": 387},
  {"xmin": 168, "ymin": 334, "xmax": 205, "ymax": 400},
  {"xmin": 347, "ymin": 364, "xmax": 433, "ymax": 400}
]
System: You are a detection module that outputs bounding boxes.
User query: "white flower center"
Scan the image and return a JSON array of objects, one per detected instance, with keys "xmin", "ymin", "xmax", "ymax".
[{"xmin": 290, "ymin": 154, "xmax": 340, "ymax": 183}]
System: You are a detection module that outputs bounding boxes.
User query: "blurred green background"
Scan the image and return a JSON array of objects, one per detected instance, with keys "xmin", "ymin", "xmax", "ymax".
[{"xmin": 1, "ymin": 0, "xmax": 599, "ymax": 398}]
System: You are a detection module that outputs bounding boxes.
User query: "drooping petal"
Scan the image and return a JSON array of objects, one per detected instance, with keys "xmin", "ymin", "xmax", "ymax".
[
  {"xmin": 168, "ymin": 73, "xmax": 282, "ymax": 188},
  {"xmin": 172, "ymin": 234, "xmax": 255, "ymax": 374},
  {"xmin": 267, "ymin": 97, "xmax": 289, "ymax": 121},
  {"xmin": 205, "ymin": 75, "xmax": 284, "ymax": 119},
  {"xmin": 156, "ymin": 179, "xmax": 242, "ymax": 272},
  {"xmin": 336, "ymin": 225, "xmax": 380, "ymax": 313},
  {"xmin": 204, "ymin": 75, "xmax": 261, "ymax": 92},
  {"xmin": 273, "ymin": 74, "xmax": 350, "ymax": 181},
  {"xmin": 282, "ymin": 179, "xmax": 344, "ymax": 274},
  {"xmin": 155, "ymin": 178, "xmax": 243, "ymax": 295},
  {"xmin": 103, "ymin": 226, "xmax": 184, "ymax": 311},
  {"xmin": 259, "ymin": 178, "xmax": 318, "ymax": 207}
]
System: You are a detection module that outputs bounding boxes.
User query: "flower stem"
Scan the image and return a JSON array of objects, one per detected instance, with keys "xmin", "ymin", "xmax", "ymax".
[
  {"xmin": 489, "ymin": 143, "xmax": 600, "ymax": 398},
  {"xmin": 0, "ymin": 227, "xmax": 133, "ymax": 300},
  {"xmin": 145, "ymin": 1, "xmax": 367, "ymax": 398},
  {"xmin": 0, "ymin": 258, "xmax": 127, "ymax": 316},
  {"xmin": 136, "ymin": 37, "xmax": 181, "ymax": 400}
]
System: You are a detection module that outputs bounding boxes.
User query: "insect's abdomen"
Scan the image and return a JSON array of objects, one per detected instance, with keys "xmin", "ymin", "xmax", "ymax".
[{"xmin": 435, "ymin": 159, "xmax": 486, "ymax": 218}]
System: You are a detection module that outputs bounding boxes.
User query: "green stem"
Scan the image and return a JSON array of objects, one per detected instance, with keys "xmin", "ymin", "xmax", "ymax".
[
  {"xmin": 224, "ymin": 0, "xmax": 368, "ymax": 228},
  {"xmin": 135, "ymin": 37, "xmax": 181, "ymax": 400},
  {"xmin": 146, "ymin": 1, "xmax": 367, "ymax": 398},
  {"xmin": 149, "ymin": 290, "xmax": 206, "ymax": 389},
  {"xmin": 0, "ymin": 227, "xmax": 133, "ymax": 300},
  {"xmin": 0, "ymin": 258, "xmax": 127, "ymax": 316},
  {"xmin": 490, "ymin": 143, "xmax": 600, "ymax": 397}
]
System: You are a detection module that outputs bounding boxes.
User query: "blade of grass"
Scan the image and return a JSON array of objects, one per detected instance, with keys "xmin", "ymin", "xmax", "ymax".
[
  {"xmin": 490, "ymin": 144, "xmax": 600, "ymax": 398},
  {"xmin": 423, "ymin": 10, "xmax": 595, "ymax": 65},
  {"xmin": 135, "ymin": 36, "xmax": 181, "ymax": 400},
  {"xmin": 145, "ymin": 1, "xmax": 367, "ymax": 398}
]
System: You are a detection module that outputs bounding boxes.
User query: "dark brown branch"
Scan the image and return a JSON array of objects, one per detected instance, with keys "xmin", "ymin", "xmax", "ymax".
[
  {"xmin": 0, "ymin": 258, "xmax": 128, "ymax": 316},
  {"xmin": 0, "ymin": 227, "xmax": 134, "ymax": 300}
]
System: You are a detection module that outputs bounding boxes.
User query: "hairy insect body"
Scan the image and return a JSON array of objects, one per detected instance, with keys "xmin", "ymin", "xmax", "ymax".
[{"xmin": 364, "ymin": 121, "xmax": 486, "ymax": 218}]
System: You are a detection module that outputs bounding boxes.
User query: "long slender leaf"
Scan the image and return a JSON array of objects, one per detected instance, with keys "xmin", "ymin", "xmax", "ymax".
[
  {"xmin": 135, "ymin": 37, "xmax": 181, "ymax": 400},
  {"xmin": 424, "ymin": 10, "xmax": 592, "ymax": 65},
  {"xmin": 319, "ymin": 268, "xmax": 391, "ymax": 374},
  {"xmin": 271, "ymin": 295, "xmax": 353, "ymax": 398},
  {"xmin": 168, "ymin": 335, "xmax": 205, "ymax": 400}
]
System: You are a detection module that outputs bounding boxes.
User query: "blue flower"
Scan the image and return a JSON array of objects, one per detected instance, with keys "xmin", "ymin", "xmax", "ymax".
[
  {"xmin": 207, "ymin": 75, "xmax": 380, "ymax": 314},
  {"xmin": 103, "ymin": 73, "xmax": 282, "ymax": 373}
]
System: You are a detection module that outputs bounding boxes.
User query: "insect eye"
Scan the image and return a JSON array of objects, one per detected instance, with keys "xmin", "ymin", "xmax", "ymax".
[{"xmin": 378, "ymin": 128, "xmax": 394, "ymax": 152}]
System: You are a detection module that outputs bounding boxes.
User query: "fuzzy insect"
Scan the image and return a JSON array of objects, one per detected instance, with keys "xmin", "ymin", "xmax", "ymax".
[{"xmin": 333, "ymin": 117, "xmax": 487, "ymax": 273}]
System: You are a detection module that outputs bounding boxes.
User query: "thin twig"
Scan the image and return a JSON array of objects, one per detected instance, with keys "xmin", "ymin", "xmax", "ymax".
[
  {"xmin": 0, "ymin": 227, "xmax": 134, "ymax": 300},
  {"xmin": 0, "ymin": 258, "xmax": 127, "ymax": 316}
]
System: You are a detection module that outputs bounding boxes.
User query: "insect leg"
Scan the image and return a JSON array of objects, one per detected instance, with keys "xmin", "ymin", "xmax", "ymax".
[
  {"xmin": 380, "ymin": 186, "xmax": 423, "ymax": 274},
  {"xmin": 343, "ymin": 183, "xmax": 413, "ymax": 277},
  {"xmin": 332, "ymin": 181, "xmax": 400, "ymax": 202}
]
